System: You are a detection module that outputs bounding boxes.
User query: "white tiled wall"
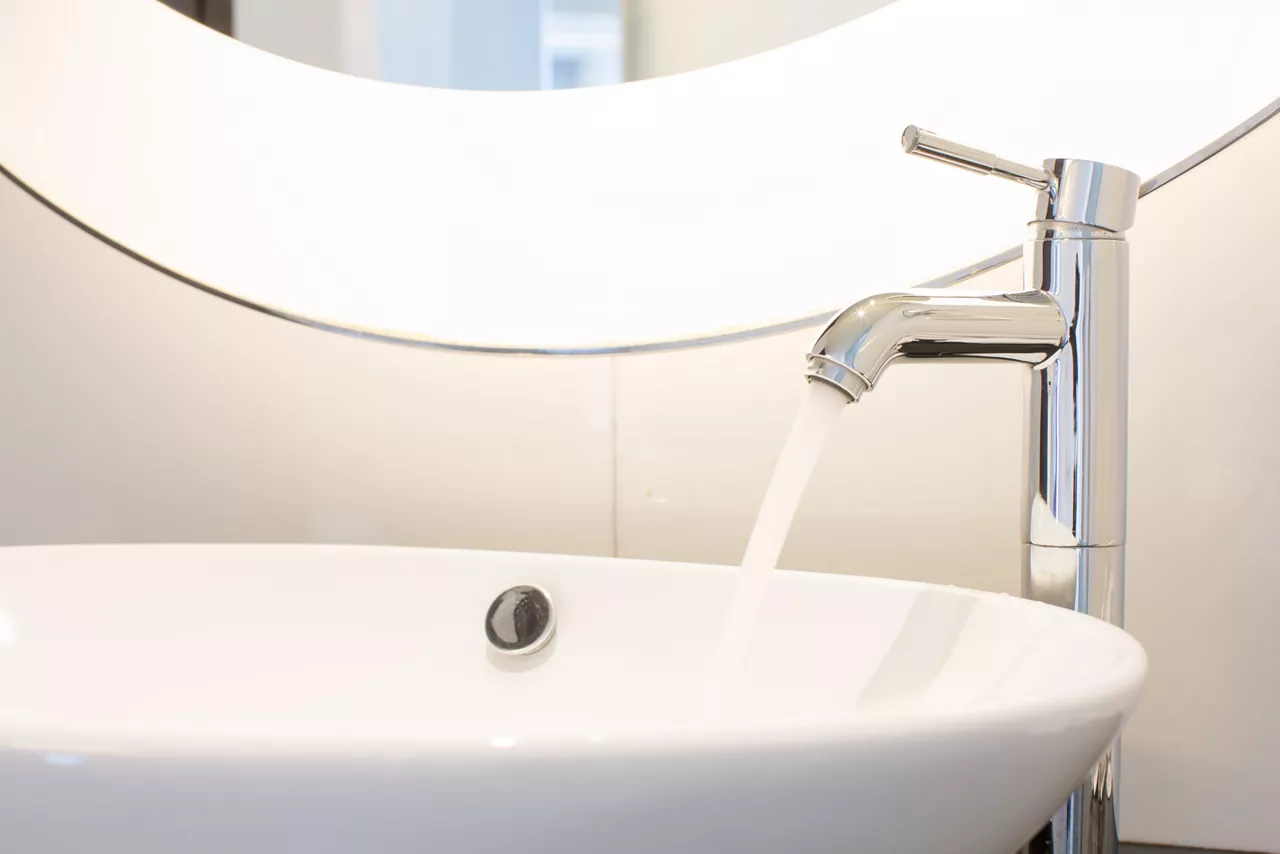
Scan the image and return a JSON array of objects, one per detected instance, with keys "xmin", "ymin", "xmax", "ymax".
[
  {"xmin": 2, "ymin": 116, "xmax": 1280, "ymax": 850},
  {"xmin": 1120, "ymin": 120, "xmax": 1280, "ymax": 851}
]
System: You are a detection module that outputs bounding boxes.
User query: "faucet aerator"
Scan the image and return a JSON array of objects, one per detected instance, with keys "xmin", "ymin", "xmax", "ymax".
[{"xmin": 804, "ymin": 356, "xmax": 868, "ymax": 403}]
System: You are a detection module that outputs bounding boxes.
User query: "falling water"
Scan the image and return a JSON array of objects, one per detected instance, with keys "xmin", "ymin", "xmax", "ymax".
[
  {"xmin": 740, "ymin": 382, "xmax": 850, "ymax": 575},
  {"xmin": 704, "ymin": 381, "xmax": 849, "ymax": 714}
]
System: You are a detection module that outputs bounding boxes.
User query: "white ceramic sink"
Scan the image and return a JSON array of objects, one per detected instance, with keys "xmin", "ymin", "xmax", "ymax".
[{"xmin": 0, "ymin": 544, "xmax": 1145, "ymax": 854}]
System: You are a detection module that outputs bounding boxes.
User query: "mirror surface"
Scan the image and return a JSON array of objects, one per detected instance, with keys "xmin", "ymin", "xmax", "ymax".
[{"xmin": 159, "ymin": 0, "xmax": 900, "ymax": 90}]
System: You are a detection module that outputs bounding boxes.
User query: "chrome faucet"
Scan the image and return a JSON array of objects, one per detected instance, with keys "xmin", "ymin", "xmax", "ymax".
[{"xmin": 807, "ymin": 127, "xmax": 1140, "ymax": 854}]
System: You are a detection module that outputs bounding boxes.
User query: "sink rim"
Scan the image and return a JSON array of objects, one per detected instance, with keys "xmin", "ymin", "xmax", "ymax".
[{"xmin": 0, "ymin": 543, "xmax": 1147, "ymax": 761}]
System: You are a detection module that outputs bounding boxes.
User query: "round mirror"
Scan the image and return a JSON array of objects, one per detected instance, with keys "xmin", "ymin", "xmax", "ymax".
[
  {"xmin": 5, "ymin": 0, "xmax": 1280, "ymax": 352},
  {"xmin": 159, "ymin": 0, "xmax": 900, "ymax": 91}
]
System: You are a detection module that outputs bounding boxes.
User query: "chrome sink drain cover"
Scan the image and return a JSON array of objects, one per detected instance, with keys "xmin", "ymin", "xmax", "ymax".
[{"xmin": 485, "ymin": 585, "xmax": 555, "ymax": 656}]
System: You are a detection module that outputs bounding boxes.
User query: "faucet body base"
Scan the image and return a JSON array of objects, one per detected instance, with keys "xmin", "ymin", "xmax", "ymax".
[
  {"xmin": 1021, "ymin": 544, "xmax": 1124, "ymax": 854},
  {"xmin": 1022, "ymin": 762, "xmax": 1119, "ymax": 854}
]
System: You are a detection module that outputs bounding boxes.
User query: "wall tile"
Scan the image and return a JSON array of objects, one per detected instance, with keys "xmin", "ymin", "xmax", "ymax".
[{"xmin": 1119, "ymin": 115, "xmax": 1280, "ymax": 852}]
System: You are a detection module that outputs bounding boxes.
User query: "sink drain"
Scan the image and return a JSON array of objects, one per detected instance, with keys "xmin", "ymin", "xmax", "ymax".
[{"xmin": 484, "ymin": 585, "xmax": 555, "ymax": 656}]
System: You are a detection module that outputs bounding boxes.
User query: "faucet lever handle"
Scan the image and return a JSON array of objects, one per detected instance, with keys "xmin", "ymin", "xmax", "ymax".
[{"xmin": 901, "ymin": 126, "xmax": 1051, "ymax": 192}]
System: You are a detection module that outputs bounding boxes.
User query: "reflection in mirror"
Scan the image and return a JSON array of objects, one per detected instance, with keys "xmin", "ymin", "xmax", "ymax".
[
  {"xmin": 157, "ymin": 0, "xmax": 232, "ymax": 34},
  {"xmin": 159, "ymin": 0, "xmax": 898, "ymax": 90}
]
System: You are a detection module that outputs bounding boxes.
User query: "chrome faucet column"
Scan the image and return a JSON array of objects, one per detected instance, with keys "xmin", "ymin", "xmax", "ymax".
[
  {"xmin": 806, "ymin": 127, "xmax": 1140, "ymax": 854},
  {"xmin": 1017, "ymin": 149, "xmax": 1136, "ymax": 854}
]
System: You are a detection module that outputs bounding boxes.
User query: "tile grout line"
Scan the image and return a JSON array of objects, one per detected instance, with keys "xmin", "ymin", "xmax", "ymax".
[{"xmin": 608, "ymin": 355, "xmax": 620, "ymax": 558}]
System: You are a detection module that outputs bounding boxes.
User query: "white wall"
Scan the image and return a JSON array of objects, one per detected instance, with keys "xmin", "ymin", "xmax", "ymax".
[{"xmin": 0, "ymin": 187, "xmax": 615, "ymax": 555}]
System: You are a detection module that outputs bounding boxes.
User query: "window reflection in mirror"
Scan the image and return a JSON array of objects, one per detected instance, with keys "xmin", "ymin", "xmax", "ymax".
[
  {"xmin": 156, "ymin": 0, "xmax": 898, "ymax": 91},
  {"xmin": 186, "ymin": 0, "xmax": 624, "ymax": 90}
]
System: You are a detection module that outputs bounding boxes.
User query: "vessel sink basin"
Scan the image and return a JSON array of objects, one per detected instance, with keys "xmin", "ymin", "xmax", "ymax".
[{"xmin": 0, "ymin": 544, "xmax": 1145, "ymax": 854}]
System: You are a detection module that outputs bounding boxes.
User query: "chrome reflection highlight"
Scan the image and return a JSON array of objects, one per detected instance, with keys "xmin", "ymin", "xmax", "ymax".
[
  {"xmin": 902, "ymin": 125, "xmax": 1052, "ymax": 190},
  {"xmin": 809, "ymin": 127, "xmax": 1139, "ymax": 854},
  {"xmin": 42, "ymin": 754, "xmax": 86, "ymax": 767},
  {"xmin": 1023, "ymin": 746, "xmax": 1119, "ymax": 854},
  {"xmin": 807, "ymin": 290, "xmax": 1065, "ymax": 402}
]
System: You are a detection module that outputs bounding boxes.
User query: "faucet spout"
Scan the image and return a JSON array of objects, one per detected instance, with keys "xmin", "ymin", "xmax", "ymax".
[{"xmin": 805, "ymin": 290, "xmax": 1067, "ymax": 402}]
